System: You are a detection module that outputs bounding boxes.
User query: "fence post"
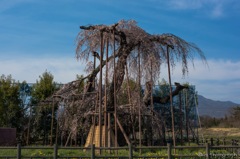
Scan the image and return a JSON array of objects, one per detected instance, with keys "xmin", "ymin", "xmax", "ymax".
[
  {"xmin": 91, "ymin": 144, "xmax": 95, "ymax": 159},
  {"xmin": 54, "ymin": 144, "xmax": 58, "ymax": 159},
  {"xmin": 129, "ymin": 144, "xmax": 133, "ymax": 159},
  {"xmin": 17, "ymin": 143, "xmax": 21, "ymax": 159},
  {"xmin": 206, "ymin": 143, "xmax": 210, "ymax": 159},
  {"xmin": 216, "ymin": 138, "xmax": 220, "ymax": 146},
  {"xmin": 167, "ymin": 143, "xmax": 172, "ymax": 159},
  {"xmin": 196, "ymin": 137, "xmax": 199, "ymax": 145},
  {"xmin": 210, "ymin": 138, "xmax": 213, "ymax": 146}
]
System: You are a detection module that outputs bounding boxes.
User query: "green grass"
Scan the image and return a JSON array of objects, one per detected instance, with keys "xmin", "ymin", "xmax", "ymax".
[
  {"xmin": 0, "ymin": 149, "xmax": 17, "ymax": 156},
  {"xmin": 0, "ymin": 148, "xmax": 90, "ymax": 157},
  {"xmin": 0, "ymin": 147, "xmax": 167, "ymax": 157},
  {"xmin": 0, "ymin": 143, "xmax": 239, "ymax": 159},
  {"xmin": 0, "ymin": 148, "xmax": 236, "ymax": 158}
]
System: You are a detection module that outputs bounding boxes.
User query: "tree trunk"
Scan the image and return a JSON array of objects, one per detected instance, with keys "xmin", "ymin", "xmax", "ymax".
[{"xmin": 107, "ymin": 46, "xmax": 132, "ymax": 111}]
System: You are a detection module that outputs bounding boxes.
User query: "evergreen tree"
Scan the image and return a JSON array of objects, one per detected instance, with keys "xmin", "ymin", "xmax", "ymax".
[
  {"xmin": 0, "ymin": 75, "xmax": 26, "ymax": 142},
  {"xmin": 31, "ymin": 71, "xmax": 58, "ymax": 145}
]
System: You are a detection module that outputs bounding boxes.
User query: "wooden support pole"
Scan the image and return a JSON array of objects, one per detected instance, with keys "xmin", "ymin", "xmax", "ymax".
[
  {"xmin": 179, "ymin": 93, "xmax": 183, "ymax": 145},
  {"xmin": 113, "ymin": 30, "xmax": 118, "ymax": 149},
  {"xmin": 185, "ymin": 90, "xmax": 190, "ymax": 145},
  {"xmin": 55, "ymin": 114, "xmax": 59, "ymax": 145},
  {"xmin": 126, "ymin": 63, "xmax": 136, "ymax": 143},
  {"xmin": 104, "ymin": 38, "xmax": 109, "ymax": 147},
  {"xmin": 150, "ymin": 59, "xmax": 154, "ymax": 146},
  {"xmin": 108, "ymin": 113, "xmax": 111, "ymax": 148},
  {"xmin": 138, "ymin": 46, "xmax": 142, "ymax": 152},
  {"xmin": 91, "ymin": 49, "xmax": 97, "ymax": 146},
  {"xmin": 99, "ymin": 31, "xmax": 104, "ymax": 150},
  {"xmin": 26, "ymin": 105, "xmax": 32, "ymax": 145},
  {"xmin": 50, "ymin": 98, "xmax": 54, "ymax": 145},
  {"xmin": 114, "ymin": 114, "xmax": 131, "ymax": 145},
  {"xmin": 166, "ymin": 45, "xmax": 176, "ymax": 149}
]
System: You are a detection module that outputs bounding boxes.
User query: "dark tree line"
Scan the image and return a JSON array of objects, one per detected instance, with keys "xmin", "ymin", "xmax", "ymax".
[
  {"xmin": 200, "ymin": 106, "xmax": 240, "ymax": 128},
  {"xmin": 0, "ymin": 71, "xmax": 59, "ymax": 145}
]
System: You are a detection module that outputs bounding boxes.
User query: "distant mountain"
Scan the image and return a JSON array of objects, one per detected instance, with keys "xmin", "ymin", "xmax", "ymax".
[{"xmin": 197, "ymin": 95, "xmax": 239, "ymax": 118}]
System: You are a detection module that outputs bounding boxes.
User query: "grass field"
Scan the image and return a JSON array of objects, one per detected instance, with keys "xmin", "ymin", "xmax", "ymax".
[
  {"xmin": 1, "ymin": 127, "xmax": 240, "ymax": 158},
  {"xmin": 199, "ymin": 127, "xmax": 240, "ymax": 138},
  {"xmin": 0, "ymin": 145, "xmax": 237, "ymax": 158}
]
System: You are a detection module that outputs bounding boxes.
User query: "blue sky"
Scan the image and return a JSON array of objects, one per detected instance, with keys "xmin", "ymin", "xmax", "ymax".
[{"xmin": 0, "ymin": 0, "xmax": 240, "ymax": 103}]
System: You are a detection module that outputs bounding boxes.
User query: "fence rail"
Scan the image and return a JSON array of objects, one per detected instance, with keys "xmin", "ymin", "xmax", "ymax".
[{"xmin": 0, "ymin": 143, "xmax": 240, "ymax": 159}]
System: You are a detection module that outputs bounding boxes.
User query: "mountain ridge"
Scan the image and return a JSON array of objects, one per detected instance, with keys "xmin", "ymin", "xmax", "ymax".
[{"xmin": 197, "ymin": 95, "xmax": 239, "ymax": 118}]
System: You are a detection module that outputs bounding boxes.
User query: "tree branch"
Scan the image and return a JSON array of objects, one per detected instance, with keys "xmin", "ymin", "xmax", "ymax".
[{"xmin": 144, "ymin": 82, "xmax": 188, "ymax": 105}]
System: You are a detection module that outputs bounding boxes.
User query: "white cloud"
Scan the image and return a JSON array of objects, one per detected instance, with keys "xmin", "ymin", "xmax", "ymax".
[
  {"xmin": 169, "ymin": 0, "xmax": 203, "ymax": 10},
  {"xmin": 160, "ymin": 59, "xmax": 240, "ymax": 103},
  {"xmin": 211, "ymin": 3, "xmax": 224, "ymax": 18},
  {"xmin": 170, "ymin": 59, "xmax": 240, "ymax": 80},
  {"xmin": 1, "ymin": 56, "xmax": 239, "ymax": 103},
  {"xmin": 0, "ymin": 57, "xmax": 86, "ymax": 83},
  {"xmin": 166, "ymin": 0, "xmax": 236, "ymax": 18},
  {"xmin": 0, "ymin": 0, "xmax": 34, "ymax": 13}
]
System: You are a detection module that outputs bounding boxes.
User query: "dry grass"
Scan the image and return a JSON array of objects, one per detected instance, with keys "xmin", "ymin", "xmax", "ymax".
[{"xmin": 198, "ymin": 127, "xmax": 240, "ymax": 138}]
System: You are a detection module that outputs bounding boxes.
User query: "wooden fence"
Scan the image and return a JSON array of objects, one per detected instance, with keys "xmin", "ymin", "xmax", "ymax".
[
  {"xmin": 198, "ymin": 138, "xmax": 239, "ymax": 146},
  {"xmin": 0, "ymin": 143, "xmax": 240, "ymax": 159}
]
